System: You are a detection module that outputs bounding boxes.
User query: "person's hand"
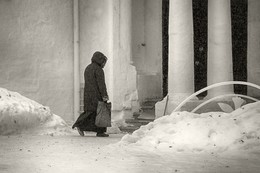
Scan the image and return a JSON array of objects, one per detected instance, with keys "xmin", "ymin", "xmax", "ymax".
[{"xmin": 102, "ymin": 96, "xmax": 109, "ymax": 102}]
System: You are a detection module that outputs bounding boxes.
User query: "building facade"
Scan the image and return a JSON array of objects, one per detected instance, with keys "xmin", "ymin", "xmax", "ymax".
[{"xmin": 0, "ymin": 0, "xmax": 260, "ymax": 122}]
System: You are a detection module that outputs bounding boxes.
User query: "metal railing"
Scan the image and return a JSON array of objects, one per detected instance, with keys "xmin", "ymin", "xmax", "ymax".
[{"xmin": 173, "ymin": 81, "xmax": 260, "ymax": 113}]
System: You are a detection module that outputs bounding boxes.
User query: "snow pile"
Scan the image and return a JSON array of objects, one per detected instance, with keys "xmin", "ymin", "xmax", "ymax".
[
  {"xmin": 120, "ymin": 101, "xmax": 260, "ymax": 152},
  {"xmin": 0, "ymin": 88, "xmax": 72, "ymax": 135}
]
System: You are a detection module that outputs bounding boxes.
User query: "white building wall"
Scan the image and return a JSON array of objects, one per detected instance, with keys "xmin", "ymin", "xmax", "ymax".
[{"xmin": 0, "ymin": 0, "xmax": 74, "ymax": 121}]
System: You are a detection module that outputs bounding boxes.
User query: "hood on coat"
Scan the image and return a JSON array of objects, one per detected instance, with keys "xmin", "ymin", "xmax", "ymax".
[{"xmin": 91, "ymin": 51, "xmax": 107, "ymax": 67}]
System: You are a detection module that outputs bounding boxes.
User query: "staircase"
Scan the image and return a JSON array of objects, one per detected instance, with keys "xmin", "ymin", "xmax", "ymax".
[
  {"xmin": 119, "ymin": 99, "xmax": 158, "ymax": 133},
  {"xmin": 119, "ymin": 117, "xmax": 154, "ymax": 133}
]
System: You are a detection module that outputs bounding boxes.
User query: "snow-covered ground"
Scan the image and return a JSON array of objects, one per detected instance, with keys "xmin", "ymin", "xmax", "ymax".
[
  {"xmin": 2, "ymin": 133, "xmax": 260, "ymax": 173},
  {"xmin": 1, "ymin": 88, "xmax": 260, "ymax": 172}
]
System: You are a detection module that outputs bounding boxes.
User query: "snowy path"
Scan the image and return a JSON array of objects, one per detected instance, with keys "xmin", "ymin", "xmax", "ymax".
[{"xmin": 1, "ymin": 133, "xmax": 260, "ymax": 173}]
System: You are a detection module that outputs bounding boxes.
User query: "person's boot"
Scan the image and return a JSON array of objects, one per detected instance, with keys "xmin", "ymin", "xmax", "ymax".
[
  {"xmin": 96, "ymin": 133, "xmax": 109, "ymax": 137},
  {"xmin": 77, "ymin": 127, "xmax": 84, "ymax": 136}
]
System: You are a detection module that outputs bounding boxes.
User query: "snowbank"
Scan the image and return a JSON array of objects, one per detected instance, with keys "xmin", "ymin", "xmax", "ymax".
[
  {"xmin": 120, "ymin": 101, "xmax": 260, "ymax": 153},
  {"xmin": 0, "ymin": 88, "xmax": 72, "ymax": 135}
]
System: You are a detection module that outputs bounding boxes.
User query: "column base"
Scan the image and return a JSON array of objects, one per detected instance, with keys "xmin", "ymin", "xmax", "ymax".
[
  {"xmin": 155, "ymin": 93, "xmax": 197, "ymax": 119},
  {"xmin": 205, "ymin": 91, "xmax": 234, "ymax": 101}
]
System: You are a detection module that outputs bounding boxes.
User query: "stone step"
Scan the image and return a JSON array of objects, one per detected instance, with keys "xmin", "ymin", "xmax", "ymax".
[
  {"xmin": 120, "ymin": 118, "xmax": 154, "ymax": 133},
  {"xmin": 125, "ymin": 118, "xmax": 153, "ymax": 125},
  {"xmin": 141, "ymin": 99, "xmax": 160, "ymax": 110},
  {"xmin": 141, "ymin": 105, "xmax": 155, "ymax": 110},
  {"xmin": 119, "ymin": 126, "xmax": 140, "ymax": 134}
]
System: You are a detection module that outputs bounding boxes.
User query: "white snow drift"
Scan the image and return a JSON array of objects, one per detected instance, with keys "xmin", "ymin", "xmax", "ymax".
[
  {"xmin": 0, "ymin": 88, "xmax": 71, "ymax": 135},
  {"xmin": 120, "ymin": 101, "xmax": 260, "ymax": 153}
]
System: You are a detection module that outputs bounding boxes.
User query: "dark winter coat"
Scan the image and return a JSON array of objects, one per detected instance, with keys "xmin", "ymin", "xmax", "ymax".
[{"xmin": 84, "ymin": 51, "xmax": 108, "ymax": 112}]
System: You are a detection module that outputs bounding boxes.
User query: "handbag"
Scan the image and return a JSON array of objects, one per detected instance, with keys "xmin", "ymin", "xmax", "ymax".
[{"xmin": 95, "ymin": 101, "xmax": 112, "ymax": 127}]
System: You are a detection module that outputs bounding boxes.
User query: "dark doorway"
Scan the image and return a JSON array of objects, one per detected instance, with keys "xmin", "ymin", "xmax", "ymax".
[
  {"xmin": 193, "ymin": 0, "xmax": 208, "ymax": 98},
  {"xmin": 231, "ymin": 0, "xmax": 248, "ymax": 95},
  {"xmin": 162, "ymin": 0, "xmax": 169, "ymax": 97}
]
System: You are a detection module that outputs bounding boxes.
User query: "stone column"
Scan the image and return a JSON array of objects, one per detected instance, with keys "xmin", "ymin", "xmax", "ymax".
[
  {"xmin": 156, "ymin": 0, "xmax": 194, "ymax": 117},
  {"xmin": 108, "ymin": 0, "xmax": 139, "ymax": 120},
  {"xmin": 207, "ymin": 0, "xmax": 233, "ymax": 98},
  {"xmin": 248, "ymin": 0, "xmax": 260, "ymax": 97},
  {"xmin": 168, "ymin": 0, "xmax": 195, "ymax": 100},
  {"xmin": 168, "ymin": 0, "xmax": 194, "ymax": 99}
]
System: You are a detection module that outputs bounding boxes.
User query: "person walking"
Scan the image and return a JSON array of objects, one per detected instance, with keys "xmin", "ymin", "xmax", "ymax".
[{"xmin": 72, "ymin": 51, "xmax": 109, "ymax": 137}]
